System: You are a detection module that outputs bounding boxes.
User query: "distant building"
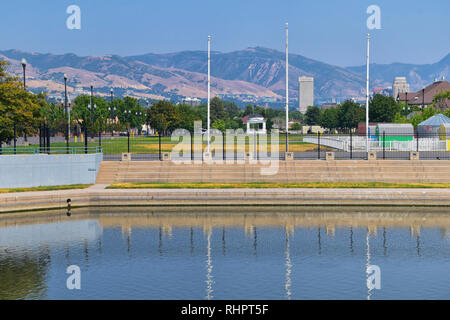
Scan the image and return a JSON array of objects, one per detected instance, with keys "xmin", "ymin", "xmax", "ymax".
[
  {"xmin": 321, "ymin": 102, "xmax": 338, "ymax": 110},
  {"xmin": 298, "ymin": 76, "xmax": 314, "ymax": 114},
  {"xmin": 242, "ymin": 114, "xmax": 266, "ymax": 134},
  {"xmin": 417, "ymin": 113, "xmax": 450, "ymax": 137},
  {"xmin": 397, "ymin": 79, "xmax": 450, "ymax": 110},
  {"xmin": 392, "ymin": 77, "xmax": 410, "ymax": 100},
  {"xmin": 180, "ymin": 97, "xmax": 201, "ymax": 107},
  {"xmin": 301, "ymin": 126, "xmax": 325, "ymax": 135},
  {"xmin": 73, "ymin": 83, "xmax": 84, "ymax": 98}
]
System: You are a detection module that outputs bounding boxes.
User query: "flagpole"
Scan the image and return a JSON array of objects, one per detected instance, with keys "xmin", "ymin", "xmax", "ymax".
[
  {"xmin": 285, "ymin": 23, "xmax": 289, "ymax": 152},
  {"xmin": 366, "ymin": 33, "xmax": 370, "ymax": 152},
  {"xmin": 207, "ymin": 35, "xmax": 211, "ymax": 153}
]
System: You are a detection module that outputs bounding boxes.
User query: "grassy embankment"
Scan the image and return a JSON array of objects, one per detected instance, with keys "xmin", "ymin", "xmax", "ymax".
[
  {"xmin": 0, "ymin": 184, "xmax": 91, "ymax": 193},
  {"xmin": 107, "ymin": 182, "xmax": 450, "ymax": 189}
]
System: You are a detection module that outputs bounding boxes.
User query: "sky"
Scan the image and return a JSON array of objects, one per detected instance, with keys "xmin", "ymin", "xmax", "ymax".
[{"xmin": 1, "ymin": 0, "xmax": 449, "ymax": 67}]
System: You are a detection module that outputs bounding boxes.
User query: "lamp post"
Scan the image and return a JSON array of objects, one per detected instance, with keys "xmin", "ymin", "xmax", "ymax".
[
  {"xmin": 18, "ymin": 58, "xmax": 27, "ymax": 151},
  {"xmin": 21, "ymin": 58, "xmax": 27, "ymax": 88},
  {"xmin": 64, "ymin": 74, "xmax": 69, "ymax": 153},
  {"xmin": 405, "ymin": 91, "xmax": 408, "ymax": 112},
  {"xmin": 125, "ymin": 110, "xmax": 131, "ymax": 153},
  {"xmin": 422, "ymin": 87, "xmax": 425, "ymax": 110},
  {"xmin": 90, "ymin": 83, "xmax": 94, "ymax": 133},
  {"xmin": 136, "ymin": 111, "xmax": 143, "ymax": 135}
]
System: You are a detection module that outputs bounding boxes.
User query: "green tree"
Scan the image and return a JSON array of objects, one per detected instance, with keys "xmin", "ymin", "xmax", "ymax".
[
  {"xmin": 319, "ymin": 107, "xmax": 339, "ymax": 131},
  {"xmin": 291, "ymin": 122, "xmax": 302, "ymax": 131},
  {"xmin": 337, "ymin": 100, "xmax": 364, "ymax": 130},
  {"xmin": 0, "ymin": 60, "xmax": 44, "ymax": 146},
  {"xmin": 225, "ymin": 119, "xmax": 240, "ymax": 130},
  {"xmin": 305, "ymin": 106, "xmax": 321, "ymax": 125},
  {"xmin": 210, "ymin": 97, "xmax": 226, "ymax": 122},
  {"xmin": 212, "ymin": 119, "xmax": 226, "ymax": 132},
  {"xmin": 243, "ymin": 104, "xmax": 254, "ymax": 116},
  {"xmin": 177, "ymin": 104, "xmax": 201, "ymax": 132},
  {"xmin": 223, "ymin": 101, "xmax": 240, "ymax": 119},
  {"xmin": 147, "ymin": 100, "xmax": 181, "ymax": 135},
  {"xmin": 290, "ymin": 110, "xmax": 304, "ymax": 123},
  {"xmin": 432, "ymin": 90, "xmax": 450, "ymax": 112},
  {"xmin": 369, "ymin": 94, "xmax": 400, "ymax": 122},
  {"xmin": 72, "ymin": 95, "xmax": 110, "ymax": 136}
]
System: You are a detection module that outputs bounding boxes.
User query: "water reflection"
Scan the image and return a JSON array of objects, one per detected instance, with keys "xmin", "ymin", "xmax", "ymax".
[
  {"xmin": 285, "ymin": 228, "xmax": 292, "ymax": 300},
  {"xmin": 1, "ymin": 206, "xmax": 450, "ymax": 300},
  {"xmin": 366, "ymin": 229, "xmax": 372, "ymax": 300},
  {"xmin": 205, "ymin": 228, "xmax": 214, "ymax": 300}
]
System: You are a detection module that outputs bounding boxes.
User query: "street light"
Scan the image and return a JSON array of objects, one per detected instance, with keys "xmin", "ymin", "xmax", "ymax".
[
  {"xmin": 422, "ymin": 86, "xmax": 425, "ymax": 110},
  {"xmin": 21, "ymin": 58, "xmax": 27, "ymax": 88},
  {"xmin": 64, "ymin": 74, "xmax": 69, "ymax": 152},
  {"xmin": 90, "ymin": 83, "xmax": 94, "ymax": 123},
  {"xmin": 84, "ymin": 83, "xmax": 94, "ymax": 154},
  {"xmin": 18, "ymin": 58, "xmax": 27, "ymax": 152},
  {"xmin": 136, "ymin": 111, "xmax": 143, "ymax": 136},
  {"xmin": 125, "ymin": 110, "xmax": 131, "ymax": 153}
]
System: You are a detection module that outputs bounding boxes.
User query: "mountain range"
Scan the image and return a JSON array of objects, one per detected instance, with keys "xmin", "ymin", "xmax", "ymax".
[{"xmin": 0, "ymin": 47, "xmax": 448, "ymax": 105}]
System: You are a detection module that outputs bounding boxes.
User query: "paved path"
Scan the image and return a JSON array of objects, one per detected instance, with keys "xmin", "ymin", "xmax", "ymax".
[{"xmin": 1, "ymin": 185, "xmax": 450, "ymax": 213}]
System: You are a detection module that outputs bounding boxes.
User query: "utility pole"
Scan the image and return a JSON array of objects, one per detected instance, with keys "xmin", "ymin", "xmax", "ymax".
[
  {"xmin": 365, "ymin": 33, "xmax": 370, "ymax": 152},
  {"xmin": 285, "ymin": 23, "xmax": 289, "ymax": 152},
  {"xmin": 207, "ymin": 35, "xmax": 211, "ymax": 153}
]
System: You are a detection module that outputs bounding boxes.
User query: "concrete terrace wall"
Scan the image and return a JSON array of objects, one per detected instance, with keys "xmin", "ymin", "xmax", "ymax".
[
  {"xmin": 96, "ymin": 160, "xmax": 450, "ymax": 184},
  {"xmin": 0, "ymin": 153, "xmax": 103, "ymax": 188}
]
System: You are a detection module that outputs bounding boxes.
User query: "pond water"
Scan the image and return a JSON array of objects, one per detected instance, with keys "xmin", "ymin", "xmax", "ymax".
[{"xmin": 1, "ymin": 206, "xmax": 450, "ymax": 300}]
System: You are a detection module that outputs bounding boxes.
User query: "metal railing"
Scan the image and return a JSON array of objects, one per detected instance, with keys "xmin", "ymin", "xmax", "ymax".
[{"xmin": 0, "ymin": 146, "xmax": 102, "ymax": 155}]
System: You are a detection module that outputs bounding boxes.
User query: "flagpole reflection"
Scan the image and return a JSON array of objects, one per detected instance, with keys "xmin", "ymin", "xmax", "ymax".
[{"xmin": 205, "ymin": 228, "xmax": 214, "ymax": 300}]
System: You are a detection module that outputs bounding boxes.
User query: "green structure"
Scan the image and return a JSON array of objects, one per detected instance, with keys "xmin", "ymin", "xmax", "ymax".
[{"xmin": 376, "ymin": 123, "xmax": 414, "ymax": 146}]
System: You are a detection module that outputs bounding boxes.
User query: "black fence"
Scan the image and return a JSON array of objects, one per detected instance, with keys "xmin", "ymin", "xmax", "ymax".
[{"xmin": 2, "ymin": 126, "xmax": 450, "ymax": 160}]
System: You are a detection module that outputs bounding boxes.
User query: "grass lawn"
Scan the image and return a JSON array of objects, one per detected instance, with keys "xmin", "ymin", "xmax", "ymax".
[
  {"xmin": 0, "ymin": 184, "xmax": 92, "ymax": 193},
  {"xmin": 106, "ymin": 182, "xmax": 450, "ymax": 189},
  {"xmin": 11, "ymin": 135, "xmax": 327, "ymax": 154}
]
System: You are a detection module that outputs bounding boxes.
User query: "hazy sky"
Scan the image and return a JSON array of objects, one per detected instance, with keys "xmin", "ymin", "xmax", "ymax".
[{"xmin": 1, "ymin": 0, "xmax": 449, "ymax": 67}]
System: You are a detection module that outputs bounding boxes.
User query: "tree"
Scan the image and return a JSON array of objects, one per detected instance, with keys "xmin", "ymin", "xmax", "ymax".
[
  {"xmin": 243, "ymin": 104, "xmax": 254, "ymax": 116},
  {"xmin": 223, "ymin": 101, "xmax": 240, "ymax": 119},
  {"xmin": 72, "ymin": 95, "xmax": 110, "ymax": 136},
  {"xmin": 337, "ymin": 100, "xmax": 364, "ymax": 130},
  {"xmin": 0, "ymin": 60, "xmax": 44, "ymax": 146},
  {"xmin": 225, "ymin": 119, "xmax": 240, "ymax": 130},
  {"xmin": 369, "ymin": 94, "xmax": 400, "ymax": 122},
  {"xmin": 147, "ymin": 101, "xmax": 181, "ymax": 135},
  {"xmin": 212, "ymin": 119, "xmax": 226, "ymax": 132},
  {"xmin": 177, "ymin": 104, "xmax": 201, "ymax": 132},
  {"xmin": 290, "ymin": 110, "xmax": 303, "ymax": 123},
  {"xmin": 305, "ymin": 106, "xmax": 321, "ymax": 125},
  {"xmin": 433, "ymin": 90, "xmax": 450, "ymax": 112},
  {"xmin": 291, "ymin": 122, "xmax": 301, "ymax": 131},
  {"xmin": 319, "ymin": 107, "xmax": 338, "ymax": 131},
  {"xmin": 210, "ymin": 97, "xmax": 226, "ymax": 122}
]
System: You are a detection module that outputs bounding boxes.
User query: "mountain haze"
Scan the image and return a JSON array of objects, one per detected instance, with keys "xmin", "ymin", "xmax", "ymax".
[
  {"xmin": 0, "ymin": 47, "xmax": 448, "ymax": 105},
  {"xmin": 347, "ymin": 54, "xmax": 450, "ymax": 91}
]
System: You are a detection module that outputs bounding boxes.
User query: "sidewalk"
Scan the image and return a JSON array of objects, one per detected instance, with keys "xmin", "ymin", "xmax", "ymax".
[{"xmin": 2, "ymin": 184, "xmax": 450, "ymax": 213}]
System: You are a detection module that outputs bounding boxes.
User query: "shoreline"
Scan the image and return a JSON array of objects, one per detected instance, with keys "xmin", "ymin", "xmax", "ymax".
[{"xmin": 2, "ymin": 185, "xmax": 450, "ymax": 213}]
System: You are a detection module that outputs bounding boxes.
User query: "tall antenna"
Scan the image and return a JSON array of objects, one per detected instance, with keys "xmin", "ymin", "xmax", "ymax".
[
  {"xmin": 285, "ymin": 23, "xmax": 289, "ymax": 152},
  {"xmin": 207, "ymin": 35, "xmax": 211, "ymax": 153},
  {"xmin": 366, "ymin": 33, "xmax": 370, "ymax": 152}
]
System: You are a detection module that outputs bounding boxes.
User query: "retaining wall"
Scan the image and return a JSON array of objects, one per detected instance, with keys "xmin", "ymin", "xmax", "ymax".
[{"xmin": 0, "ymin": 153, "xmax": 103, "ymax": 188}]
